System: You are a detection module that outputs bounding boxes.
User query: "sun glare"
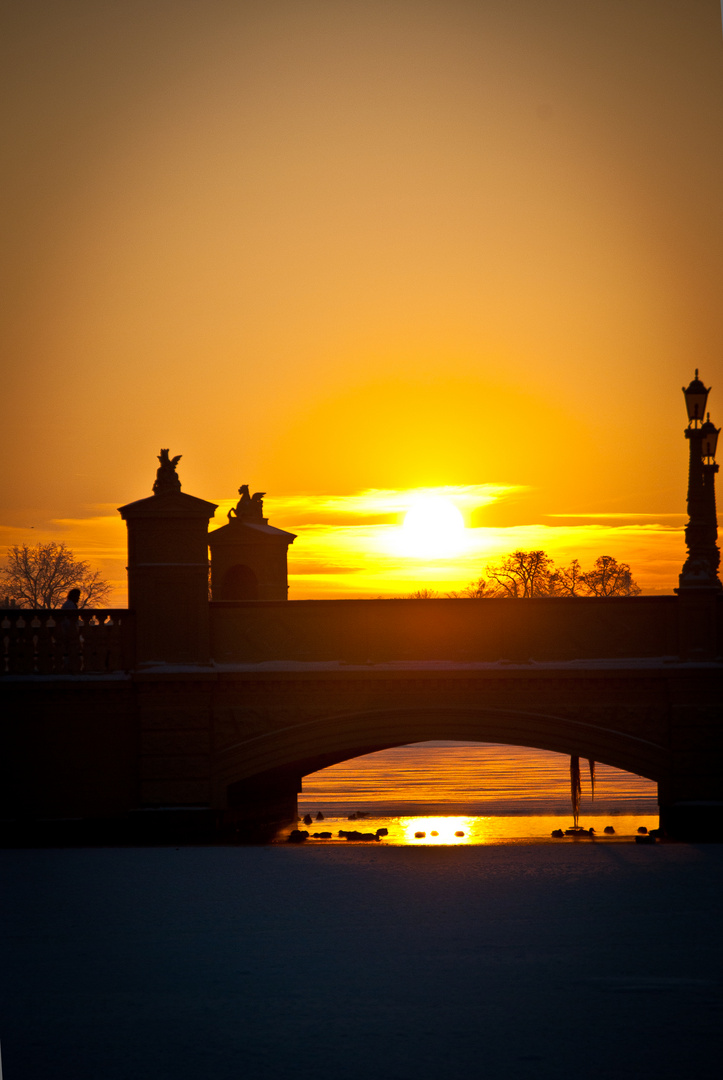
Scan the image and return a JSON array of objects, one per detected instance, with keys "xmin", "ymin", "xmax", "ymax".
[{"xmin": 399, "ymin": 496, "xmax": 466, "ymax": 558}]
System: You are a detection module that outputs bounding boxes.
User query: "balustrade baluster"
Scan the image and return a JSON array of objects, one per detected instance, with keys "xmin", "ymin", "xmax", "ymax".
[
  {"xmin": 83, "ymin": 613, "xmax": 104, "ymax": 672},
  {"xmin": 47, "ymin": 615, "xmax": 65, "ymax": 674},
  {"xmin": 104, "ymin": 613, "xmax": 123, "ymax": 671},
  {"xmin": 58, "ymin": 611, "xmax": 82, "ymax": 673},
  {"xmin": 102, "ymin": 613, "xmax": 116, "ymax": 672},
  {"xmin": 8, "ymin": 614, "xmax": 34, "ymax": 674},
  {"xmin": 34, "ymin": 614, "xmax": 55, "ymax": 673},
  {"xmin": 104, "ymin": 613, "xmax": 121, "ymax": 672},
  {"xmin": 0, "ymin": 614, "xmax": 12, "ymax": 674}
]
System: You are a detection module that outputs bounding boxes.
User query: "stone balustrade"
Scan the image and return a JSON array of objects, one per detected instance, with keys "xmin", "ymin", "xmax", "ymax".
[{"xmin": 0, "ymin": 609, "xmax": 134, "ymax": 676}]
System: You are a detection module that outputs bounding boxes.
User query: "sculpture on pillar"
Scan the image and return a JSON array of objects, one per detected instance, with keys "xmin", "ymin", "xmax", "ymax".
[
  {"xmin": 228, "ymin": 484, "xmax": 267, "ymax": 524},
  {"xmin": 152, "ymin": 449, "xmax": 182, "ymax": 496}
]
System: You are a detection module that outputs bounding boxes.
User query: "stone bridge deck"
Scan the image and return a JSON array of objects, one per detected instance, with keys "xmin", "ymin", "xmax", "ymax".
[{"xmin": 2, "ymin": 596, "xmax": 722, "ymax": 841}]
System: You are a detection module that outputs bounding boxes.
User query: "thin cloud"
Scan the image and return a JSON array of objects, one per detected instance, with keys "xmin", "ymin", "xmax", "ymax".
[
  {"xmin": 547, "ymin": 512, "xmax": 686, "ymax": 519},
  {"xmin": 215, "ymin": 485, "xmax": 525, "ymax": 529}
]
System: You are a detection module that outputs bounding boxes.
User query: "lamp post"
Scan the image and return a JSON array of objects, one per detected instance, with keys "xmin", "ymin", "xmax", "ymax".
[{"xmin": 678, "ymin": 370, "xmax": 721, "ymax": 592}]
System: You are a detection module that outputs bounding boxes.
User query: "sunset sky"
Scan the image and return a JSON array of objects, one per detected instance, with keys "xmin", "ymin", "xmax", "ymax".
[{"xmin": 3, "ymin": 1, "xmax": 723, "ymax": 603}]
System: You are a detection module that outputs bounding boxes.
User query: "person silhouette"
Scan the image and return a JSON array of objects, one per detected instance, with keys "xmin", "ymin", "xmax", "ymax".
[{"xmin": 61, "ymin": 588, "xmax": 81, "ymax": 610}]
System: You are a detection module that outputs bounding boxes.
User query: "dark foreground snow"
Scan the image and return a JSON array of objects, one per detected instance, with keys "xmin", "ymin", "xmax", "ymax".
[{"xmin": 1, "ymin": 844, "xmax": 722, "ymax": 1080}]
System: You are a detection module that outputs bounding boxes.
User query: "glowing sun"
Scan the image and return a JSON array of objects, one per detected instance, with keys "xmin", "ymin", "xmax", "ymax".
[{"xmin": 400, "ymin": 495, "xmax": 466, "ymax": 558}]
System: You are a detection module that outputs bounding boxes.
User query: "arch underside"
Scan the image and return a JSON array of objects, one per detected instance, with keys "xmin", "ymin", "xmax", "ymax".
[{"xmin": 215, "ymin": 705, "xmax": 668, "ymax": 801}]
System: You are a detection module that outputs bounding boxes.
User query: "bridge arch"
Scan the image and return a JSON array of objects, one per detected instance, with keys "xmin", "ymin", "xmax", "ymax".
[{"xmin": 213, "ymin": 704, "xmax": 669, "ymax": 809}]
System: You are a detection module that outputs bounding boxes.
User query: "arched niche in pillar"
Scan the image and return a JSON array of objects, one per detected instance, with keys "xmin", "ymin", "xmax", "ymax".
[{"xmin": 222, "ymin": 564, "xmax": 259, "ymax": 601}]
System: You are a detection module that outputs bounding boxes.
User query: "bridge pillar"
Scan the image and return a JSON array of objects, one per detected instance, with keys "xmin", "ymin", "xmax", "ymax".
[
  {"xmin": 677, "ymin": 589, "xmax": 722, "ymax": 660},
  {"xmin": 119, "ymin": 452, "xmax": 217, "ymax": 665},
  {"xmin": 222, "ymin": 768, "xmax": 302, "ymax": 841},
  {"xmin": 659, "ymin": 784, "xmax": 723, "ymax": 841},
  {"xmin": 209, "ymin": 486, "xmax": 296, "ymax": 601},
  {"xmin": 659, "ymin": 668, "xmax": 723, "ymax": 840}
]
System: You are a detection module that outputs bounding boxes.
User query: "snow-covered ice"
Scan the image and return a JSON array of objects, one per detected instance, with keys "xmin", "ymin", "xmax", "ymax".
[{"xmin": 1, "ymin": 844, "xmax": 722, "ymax": 1079}]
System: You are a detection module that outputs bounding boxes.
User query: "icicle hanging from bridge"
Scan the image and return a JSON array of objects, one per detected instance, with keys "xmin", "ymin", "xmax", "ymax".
[{"xmin": 570, "ymin": 755, "xmax": 582, "ymax": 827}]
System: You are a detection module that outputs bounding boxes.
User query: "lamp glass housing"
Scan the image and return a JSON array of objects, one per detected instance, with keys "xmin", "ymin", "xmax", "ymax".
[
  {"xmin": 683, "ymin": 374, "xmax": 710, "ymax": 424},
  {"xmin": 701, "ymin": 419, "xmax": 719, "ymax": 460}
]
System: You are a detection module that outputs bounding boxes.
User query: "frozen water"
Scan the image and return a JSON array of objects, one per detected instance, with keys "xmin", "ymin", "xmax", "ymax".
[{"xmin": 1, "ymin": 844, "xmax": 721, "ymax": 1079}]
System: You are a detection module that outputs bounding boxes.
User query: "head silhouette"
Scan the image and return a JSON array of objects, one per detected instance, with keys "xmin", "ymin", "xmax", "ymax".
[{"xmin": 67, "ymin": 588, "xmax": 81, "ymax": 606}]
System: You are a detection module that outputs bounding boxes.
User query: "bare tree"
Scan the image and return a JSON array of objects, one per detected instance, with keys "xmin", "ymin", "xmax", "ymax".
[
  {"xmin": 1, "ymin": 542, "xmax": 112, "ymax": 608},
  {"xmin": 580, "ymin": 555, "xmax": 641, "ymax": 597},
  {"xmin": 483, "ymin": 549, "xmax": 556, "ymax": 598},
  {"xmin": 447, "ymin": 577, "xmax": 503, "ymax": 598},
  {"xmin": 549, "ymin": 558, "xmax": 586, "ymax": 597},
  {"xmin": 457, "ymin": 551, "xmax": 642, "ymax": 599}
]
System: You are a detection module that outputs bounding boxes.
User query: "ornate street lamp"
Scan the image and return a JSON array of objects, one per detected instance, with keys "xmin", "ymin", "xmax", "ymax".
[{"xmin": 678, "ymin": 372, "xmax": 722, "ymax": 591}]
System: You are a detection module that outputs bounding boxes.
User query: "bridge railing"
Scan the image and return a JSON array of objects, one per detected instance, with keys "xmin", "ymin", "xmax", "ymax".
[
  {"xmin": 210, "ymin": 595, "xmax": 686, "ymax": 664},
  {"xmin": 0, "ymin": 609, "xmax": 135, "ymax": 676}
]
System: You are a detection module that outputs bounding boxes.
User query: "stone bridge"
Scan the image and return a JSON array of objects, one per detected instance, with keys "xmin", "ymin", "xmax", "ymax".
[
  {"xmin": 2, "ymin": 394, "xmax": 722, "ymax": 842},
  {"xmin": 2, "ymin": 592, "xmax": 722, "ymax": 842}
]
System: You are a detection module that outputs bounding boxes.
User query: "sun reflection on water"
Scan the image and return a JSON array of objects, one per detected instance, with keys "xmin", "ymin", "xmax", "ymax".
[
  {"xmin": 285, "ymin": 813, "xmax": 661, "ymax": 845},
  {"xmin": 399, "ymin": 816, "xmax": 475, "ymax": 844}
]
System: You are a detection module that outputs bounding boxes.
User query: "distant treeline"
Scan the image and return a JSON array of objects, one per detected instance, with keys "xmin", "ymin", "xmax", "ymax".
[{"xmin": 405, "ymin": 550, "xmax": 641, "ymax": 599}]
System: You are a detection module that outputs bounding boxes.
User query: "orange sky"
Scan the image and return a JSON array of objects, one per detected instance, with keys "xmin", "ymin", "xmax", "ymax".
[{"xmin": 3, "ymin": 1, "xmax": 723, "ymax": 603}]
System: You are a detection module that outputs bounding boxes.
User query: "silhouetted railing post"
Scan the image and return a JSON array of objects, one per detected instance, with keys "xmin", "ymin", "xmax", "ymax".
[{"xmin": 118, "ymin": 452, "xmax": 217, "ymax": 666}]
